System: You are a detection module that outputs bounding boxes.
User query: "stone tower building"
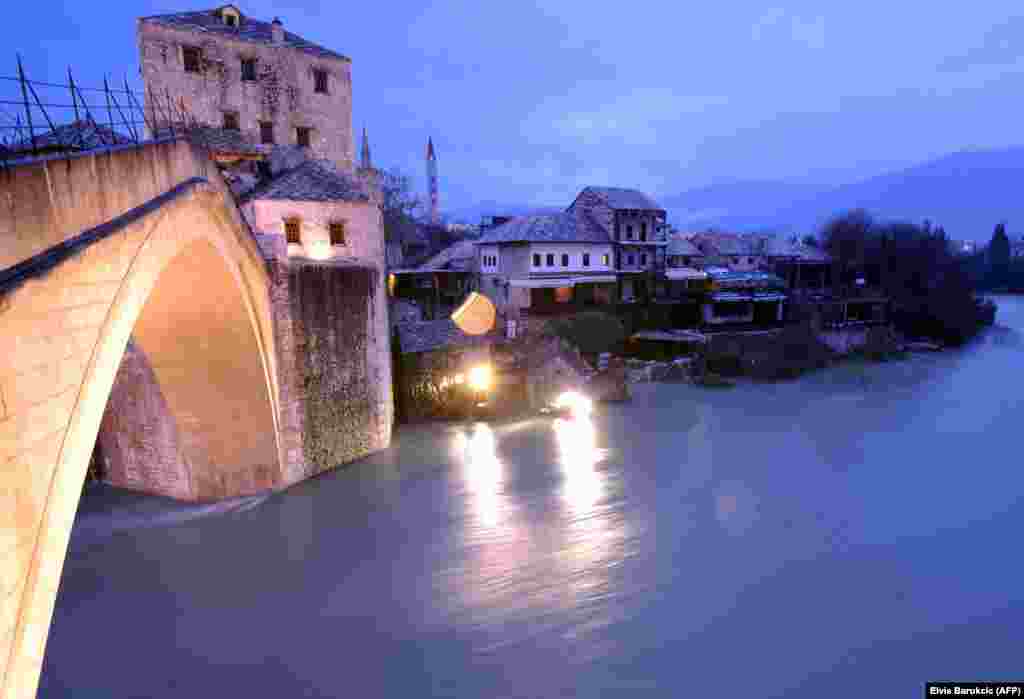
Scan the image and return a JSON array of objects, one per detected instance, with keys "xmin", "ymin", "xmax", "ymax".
[
  {"xmin": 137, "ymin": 4, "xmax": 354, "ymax": 171},
  {"xmin": 426, "ymin": 136, "xmax": 439, "ymax": 224}
]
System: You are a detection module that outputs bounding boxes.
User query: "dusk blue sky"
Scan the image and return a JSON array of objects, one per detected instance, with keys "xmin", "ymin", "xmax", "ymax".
[{"xmin": 11, "ymin": 1, "xmax": 1024, "ymax": 218}]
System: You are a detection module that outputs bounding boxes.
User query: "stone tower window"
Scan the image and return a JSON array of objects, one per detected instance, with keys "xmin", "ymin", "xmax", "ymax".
[
  {"xmin": 329, "ymin": 221, "xmax": 346, "ymax": 246},
  {"xmin": 223, "ymin": 111, "xmax": 239, "ymax": 131},
  {"xmin": 296, "ymin": 127, "xmax": 312, "ymax": 148},
  {"xmin": 241, "ymin": 58, "xmax": 257, "ymax": 82},
  {"xmin": 225, "ymin": 14, "xmax": 237, "ymax": 27},
  {"xmin": 182, "ymin": 46, "xmax": 202, "ymax": 73},
  {"xmin": 313, "ymin": 69, "xmax": 329, "ymax": 94},
  {"xmin": 260, "ymin": 121, "xmax": 274, "ymax": 144},
  {"xmin": 284, "ymin": 218, "xmax": 301, "ymax": 245}
]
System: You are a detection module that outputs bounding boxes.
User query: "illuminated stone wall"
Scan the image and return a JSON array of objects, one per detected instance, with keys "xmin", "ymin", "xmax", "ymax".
[{"xmin": 138, "ymin": 17, "xmax": 354, "ymax": 171}]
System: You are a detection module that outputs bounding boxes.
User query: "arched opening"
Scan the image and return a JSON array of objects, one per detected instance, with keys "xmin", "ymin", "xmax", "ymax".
[
  {"xmin": 87, "ymin": 238, "xmax": 281, "ymax": 499},
  {"xmin": 3, "ymin": 189, "xmax": 283, "ymax": 699}
]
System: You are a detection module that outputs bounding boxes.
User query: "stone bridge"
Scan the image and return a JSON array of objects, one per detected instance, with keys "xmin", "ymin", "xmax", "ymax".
[{"xmin": 0, "ymin": 140, "xmax": 288, "ymax": 697}]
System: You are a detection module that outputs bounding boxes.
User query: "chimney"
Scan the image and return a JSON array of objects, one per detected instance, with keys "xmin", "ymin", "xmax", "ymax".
[{"xmin": 271, "ymin": 17, "xmax": 284, "ymax": 44}]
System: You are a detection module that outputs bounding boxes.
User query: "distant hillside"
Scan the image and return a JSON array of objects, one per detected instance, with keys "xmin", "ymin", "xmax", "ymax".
[
  {"xmin": 660, "ymin": 180, "xmax": 827, "ymax": 233},
  {"xmin": 663, "ymin": 148, "xmax": 1024, "ymax": 242}
]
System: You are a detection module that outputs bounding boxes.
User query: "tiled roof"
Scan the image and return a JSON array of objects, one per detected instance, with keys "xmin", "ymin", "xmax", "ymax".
[
  {"xmin": 708, "ymin": 269, "xmax": 787, "ymax": 290},
  {"xmin": 140, "ymin": 6, "xmax": 350, "ymax": 61},
  {"xmin": 418, "ymin": 239, "xmax": 476, "ymax": 271},
  {"xmin": 239, "ymin": 159, "xmax": 370, "ymax": 203},
  {"xmin": 153, "ymin": 125, "xmax": 263, "ymax": 156},
  {"xmin": 10, "ymin": 119, "xmax": 131, "ymax": 153},
  {"xmin": 396, "ymin": 319, "xmax": 502, "ymax": 354},
  {"xmin": 692, "ymin": 232, "xmax": 755, "ymax": 256},
  {"xmin": 666, "ymin": 236, "xmax": 703, "ymax": 256},
  {"xmin": 578, "ymin": 186, "xmax": 664, "ymax": 212},
  {"xmin": 477, "ymin": 212, "xmax": 610, "ymax": 244},
  {"xmin": 760, "ymin": 237, "xmax": 830, "ymax": 262}
]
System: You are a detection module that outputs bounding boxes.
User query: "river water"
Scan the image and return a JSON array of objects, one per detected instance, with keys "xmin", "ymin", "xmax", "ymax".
[{"xmin": 41, "ymin": 297, "xmax": 1024, "ymax": 697}]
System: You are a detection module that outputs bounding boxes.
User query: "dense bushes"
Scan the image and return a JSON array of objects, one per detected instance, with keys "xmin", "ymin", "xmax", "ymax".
[
  {"xmin": 547, "ymin": 311, "xmax": 627, "ymax": 356},
  {"xmin": 822, "ymin": 211, "xmax": 991, "ymax": 345}
]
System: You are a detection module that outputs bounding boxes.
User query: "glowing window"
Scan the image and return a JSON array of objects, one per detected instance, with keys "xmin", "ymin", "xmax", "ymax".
[
  {"xmin": 329, "ymin": 221, "xmax": 345, "ymax": 246},
  {"xmin": 555, "ymin": 287, "xmax": 573, "ymax": 303}
]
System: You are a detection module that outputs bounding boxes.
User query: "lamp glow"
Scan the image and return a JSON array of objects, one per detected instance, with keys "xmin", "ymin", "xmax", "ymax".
[
  {"xmin": 553, "ymin": 391, "xmax": 593, "ymax": 419},
  {"xmin": 468, "ymin": 365, "xmax": 492, "ymax": 392}
]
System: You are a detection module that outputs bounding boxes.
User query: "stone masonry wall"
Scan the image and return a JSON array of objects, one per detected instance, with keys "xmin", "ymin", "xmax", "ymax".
[
  {"xmin": 287, "ymin": 264, "xmax": 391, "ymax": 475},
  {"xmin": 95, "ymin": 340, "xmax": 193, "ymax": 499},
  {"xmin": 138, "ymin": 19, "xmax": 354, "ymax": 170}
]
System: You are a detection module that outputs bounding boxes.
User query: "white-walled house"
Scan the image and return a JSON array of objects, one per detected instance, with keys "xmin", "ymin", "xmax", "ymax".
[
  {"xmin": 241, "ymin": 159, "xmax": 383, "ymax": 265},
  {"xmin": 476, "ymin": 213, "xmax": 617, "ymax": 314}
]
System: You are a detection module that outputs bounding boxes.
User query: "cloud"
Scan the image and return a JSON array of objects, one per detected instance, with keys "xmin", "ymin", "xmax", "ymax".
[
  {"xmin": 937, "ymin": 15, "xmax": 1024, "ymax": 73},
  {"xmin": 751, "ymin": 9, "xmax": 826, "ymax": 50}
]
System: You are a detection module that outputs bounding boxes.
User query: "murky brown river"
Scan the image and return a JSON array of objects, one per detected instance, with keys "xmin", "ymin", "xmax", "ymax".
[{"xmin": 40, "ymin": 296, "xmax": 1024, "ymax": 697}]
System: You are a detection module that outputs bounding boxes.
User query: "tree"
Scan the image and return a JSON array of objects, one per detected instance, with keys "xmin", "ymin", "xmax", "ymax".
[
  {"xmin": 818, "ymin": 212, "xmax": 989, "ymax": 345},
  {"xmin": 379, "ymin": 167, "xmax": 421, "ymax": 244},
  {"xmin": 801, "ymin": 234, "xmax": 818, "ymax": 248},
  {"xmin": 822, "ymin": 209, "xmax": 874, "ymax": 291},
  {"xmin": 989, "ymin": 222, "xmax": 1011, "ymax": 288}
]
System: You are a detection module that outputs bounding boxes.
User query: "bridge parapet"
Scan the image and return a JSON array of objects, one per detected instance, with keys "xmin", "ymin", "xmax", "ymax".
[{"xmin": 0, "ymin": 138, "xmax": 224, "ymax": 272}]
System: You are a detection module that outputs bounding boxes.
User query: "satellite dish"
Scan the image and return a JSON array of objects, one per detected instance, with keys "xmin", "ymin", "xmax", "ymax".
[{"xmin": 451, "ymin": 291, "xmax": 496, "ymax": 335}]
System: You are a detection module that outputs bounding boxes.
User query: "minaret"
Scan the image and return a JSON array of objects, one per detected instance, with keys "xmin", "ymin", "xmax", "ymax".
[
  {"xmin": 426, "ymin": 137, "xmax": 439, "ymax": 225},
  {"xmin": 360, "ymin": 127, "xmax": 372, "ymax": 171}
]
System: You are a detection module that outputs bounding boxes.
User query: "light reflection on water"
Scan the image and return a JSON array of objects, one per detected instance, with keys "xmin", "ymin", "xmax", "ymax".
[
  {"xmin": 444, "ymin": 414, "xmax": 635, "ymax": 648},
  {"xmin": 553, "ymin": 415, "xmax": 606, "ymax": 517},
  {"xmin": 455, "ymin": 423, "xmax": 504, "ymax": 530}
]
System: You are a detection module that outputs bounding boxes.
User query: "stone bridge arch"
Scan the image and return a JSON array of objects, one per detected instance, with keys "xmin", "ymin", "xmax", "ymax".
[{"xmin": 1, "ymin": 142, "xmax": 284, "ymax": 697}]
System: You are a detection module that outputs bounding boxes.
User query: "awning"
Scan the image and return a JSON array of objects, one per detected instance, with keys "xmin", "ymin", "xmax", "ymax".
[
  {"xmin": 710, "ymin": 292, "xmax": 752, "ymax": 302},
  {"xmin": 665, "ymin": 268, "xmax": 708, "ymax": 280},
  {"xmin": 573, "ymin": 275, "xmax": 617, "ymax": 284},
  {"xmin": 509, "ymin": 276, "xmax": 617, "ymax": 288},
  {"xmin": 509, "ymin": 278, "xmax": 577, "ymax": 288}
]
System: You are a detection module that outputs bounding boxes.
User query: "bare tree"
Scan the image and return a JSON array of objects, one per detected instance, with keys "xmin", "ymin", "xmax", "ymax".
[{"xmin": 379, "ymin": 167, "xmax": 422, "ymax": 244}]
